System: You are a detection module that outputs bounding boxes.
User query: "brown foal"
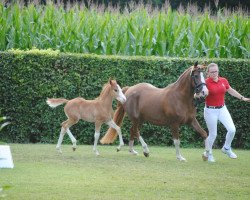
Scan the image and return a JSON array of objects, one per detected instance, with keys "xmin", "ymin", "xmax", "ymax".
[{"xmin": 47, "ymin": 79, "xmax": 126, "ymax": 156}]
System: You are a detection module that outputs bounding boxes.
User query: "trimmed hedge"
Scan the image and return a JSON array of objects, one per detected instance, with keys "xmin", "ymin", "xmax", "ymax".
[{"xmin": 0, "ymin": 49, "xmax": 249, "ymax": 149}]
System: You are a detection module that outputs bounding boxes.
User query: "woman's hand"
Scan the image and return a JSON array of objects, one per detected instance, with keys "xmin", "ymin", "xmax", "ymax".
[{"xmin": 242, "ymin": 97, "xmax": 250, "ymax": 102}]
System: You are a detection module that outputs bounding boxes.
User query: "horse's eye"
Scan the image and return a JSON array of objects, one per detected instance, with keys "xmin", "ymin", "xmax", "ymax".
[{"xmin": 114, "ymin": 89, "xmax": 118, "ymax": 92}]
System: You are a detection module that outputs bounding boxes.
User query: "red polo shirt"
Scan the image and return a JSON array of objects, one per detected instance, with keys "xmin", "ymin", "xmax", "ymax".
[{"xmin": 205, "ymin": 77, "xmax": 230, "ymax": 106}]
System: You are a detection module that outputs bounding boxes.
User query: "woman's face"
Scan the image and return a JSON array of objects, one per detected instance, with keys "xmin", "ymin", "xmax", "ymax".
[{"xmin": 208, "ymin": 65, "xmax": 219, "ymax": 80}]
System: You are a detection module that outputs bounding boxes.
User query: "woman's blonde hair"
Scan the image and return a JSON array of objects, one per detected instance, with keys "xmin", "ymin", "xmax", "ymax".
[{"xmin": 207, "ymin": 63, "xmax": 218, "ymax": 72}]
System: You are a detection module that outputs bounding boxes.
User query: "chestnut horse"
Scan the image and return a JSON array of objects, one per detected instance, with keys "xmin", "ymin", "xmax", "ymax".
[
  {"xmin": 101, "ymin": 63, "xmax": 209, "ymax": 161},
  {"xmin": 46, "ymin": 80, "xmax": 126, "ymax": 156}
]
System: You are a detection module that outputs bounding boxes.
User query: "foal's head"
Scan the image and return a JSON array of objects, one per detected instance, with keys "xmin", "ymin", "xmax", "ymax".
[
  {"xmin": 191, "ymin": 62, "xmax": 209, "ymax": 98},
  {"xmin": 109, "ymin": 80, "xmax": 126, "ymax": 104}
]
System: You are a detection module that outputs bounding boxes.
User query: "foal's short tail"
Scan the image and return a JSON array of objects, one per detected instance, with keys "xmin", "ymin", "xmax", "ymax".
[
  {"xmin": 100, "ymin": 86, "xmax": 129, "ymax": 144},
  {"xmin": 46, "ymin": 98, "xmax": 69, "ymax": 108}
]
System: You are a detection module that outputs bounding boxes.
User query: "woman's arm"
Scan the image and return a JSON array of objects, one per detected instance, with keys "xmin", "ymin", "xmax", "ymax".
[{"xmin": 227, "ymin": 87, "xmax": 250, "ymax": 102}]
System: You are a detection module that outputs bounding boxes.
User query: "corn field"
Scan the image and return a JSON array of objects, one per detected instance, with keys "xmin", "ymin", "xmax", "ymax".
[{"xmin": 0, "ymin": 1, "xmax": 249, "ymax": 58}]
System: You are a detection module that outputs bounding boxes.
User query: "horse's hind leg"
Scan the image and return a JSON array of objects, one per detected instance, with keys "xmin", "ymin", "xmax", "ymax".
[
  {"xmin": 129, "ymin": 124, "xmax": 139, "ymax": 155},
  {"xmin": 56, "ymin": 127, "xmax": 66, "ymax": 153},
  {"xmin": 62, "ymin": 119, "xmax": 78, "ymax": 151},
  {"xmin": 139, "ymin": 135, "xmax": 149, "ymax": 157},
  {"xmin": 93, "ymin": 122, "xmax": 102, "ymax": 156},
  {"xmin": 66, "ymin": 128, "xmax": 77, "ymax": 151},
  {"xmin": 129, "ymin": 122, "xmax": 149, "ymax": 157},
  {"xmin": 171, "ymin": 126, "xmax": 186, "ymax": 162},
  {"xmin": 106, "ymin": 120, "xmax": 124, "ymax": 152}
]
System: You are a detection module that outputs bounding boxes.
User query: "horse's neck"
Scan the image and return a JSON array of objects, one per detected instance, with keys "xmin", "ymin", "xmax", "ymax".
[
  {"xmin": 172, "ymin": 69, "xmax": 193, "ymax": 98},
  {"xmin": 98, "ymin": 87, "xmax": 114, "ymax": 111}
]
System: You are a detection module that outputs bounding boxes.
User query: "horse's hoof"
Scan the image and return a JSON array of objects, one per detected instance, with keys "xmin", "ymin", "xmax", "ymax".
[
  {"xmin": 56, "ymin": 147, "xmax": 62, "ymax": 154},
  {"xmin": 177, "ymin": 157, "xmax": 187, "ymax": 162},
  {"xmin": 143, "ymin": 152, "xmax": 149, "ymax": 157},
  {"xmin": 72, "ymin": 147, "xmax": 77, "ymax": 151},
  {"xmin": 117, "ymin": 148, "xmax": 120, "ymax": 152},
  {"xmin": 95, "ymin": 152, "xmax": 100, "ymax": 156},
  {"xmin": 129, "ymin": 150, "xmax": 138, "ymax": 155},
  {"xmin": 202, "ymin": 153, "xmax": 208, "ymax": 161}
]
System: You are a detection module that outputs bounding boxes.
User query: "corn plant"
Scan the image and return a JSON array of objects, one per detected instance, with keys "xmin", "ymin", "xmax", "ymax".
[{"xmin": 0, "ymin": 1, "xmax": 249, "ymax": 58}]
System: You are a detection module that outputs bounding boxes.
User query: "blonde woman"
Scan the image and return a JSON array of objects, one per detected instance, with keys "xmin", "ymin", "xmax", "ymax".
[{"xmin": 203, "ymin": 63, "xmax": 250, "ymax": 162}]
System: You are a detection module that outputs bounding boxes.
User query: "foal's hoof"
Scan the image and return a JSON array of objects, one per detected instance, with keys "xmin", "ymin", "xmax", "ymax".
[
  {"xmin": 202, "ymin": 153, "xmax": 208, "ymax": 161},
  {"xmin": 72, "ymin": 146, "xmax": 77, "ymax": 151},
  {"xmin": 143, "ymin": 152, "xmax": 149, "ymax": 157},
  {"xmin": 129, "ymin": 149, "xmax": 138, "ymax": 155},
  {"xmin": 177, "ymin": 156, "xmax": 187, "ymax": 162},
  {"xmin": 117, "ymin": 148, "xmax": 120, "ymax": 152},
  {"xmin": 56, "ymin": 147, "xmax": 62, "ymax": 154}
]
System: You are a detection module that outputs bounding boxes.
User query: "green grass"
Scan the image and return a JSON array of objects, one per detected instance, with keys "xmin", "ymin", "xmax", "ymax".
[{"xmin": 0, "ymin": 144, "xmax": 250, "ymax": 199}]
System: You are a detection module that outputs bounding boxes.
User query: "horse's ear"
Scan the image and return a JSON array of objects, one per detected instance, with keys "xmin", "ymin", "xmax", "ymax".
[
  {"xmin": 109, "ymin": 79, "xmax": 117, "ymax": 86},
  {"xmin": 194, "ymin": 61, "xmax": 198, "ymax": 67}
]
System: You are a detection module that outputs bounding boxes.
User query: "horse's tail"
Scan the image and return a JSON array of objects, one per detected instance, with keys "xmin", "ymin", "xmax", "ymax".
[
  {"xmin": 46, "ymin": 98, "xmax": 69, "ymax": 108},
  {"xmin": 100, "ymin": 86, "xmax": 129, "ymax": 144}
]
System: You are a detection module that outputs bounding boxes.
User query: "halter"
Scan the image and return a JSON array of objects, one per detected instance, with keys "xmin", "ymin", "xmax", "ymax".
[
  {"xmin": 190, "ymin": 66, "xmax": 207, "ymax": 109},
  {"xmin": 190, "ymin": 67, "xmax": 207, "ymax": 94}
]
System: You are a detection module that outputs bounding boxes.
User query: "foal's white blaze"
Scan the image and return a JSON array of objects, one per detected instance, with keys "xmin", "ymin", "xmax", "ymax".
[
  {"xmin": 116, "ymin": 84, "xmax": 126, "ymax": 104},
  {"xmin": 200, "ymin": 72, "xmax": 209, "ymax": 96}
]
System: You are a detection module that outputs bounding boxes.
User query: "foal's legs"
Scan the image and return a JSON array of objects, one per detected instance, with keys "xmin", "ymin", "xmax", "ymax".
[
  {"xmin": 66, "ymin": 128, "xmax": 77, "ymax": 151},
  {"xmin": 106, "ymin": 120, "xmax": 124, "ymax": 151},
  {"xmin": 60, "ymin": 119, "xmax": 78, "ymax": 151},
  {"xmin": 93, "ymin": 122, "xmax": 102, "ymax": 156},
  {"xmin": 56, "ymin": 127, "xmax": 66, "ymax": 153},
  {"xmin": 171, "ymin": 126, "xmax": 186, "ymax": 161}
]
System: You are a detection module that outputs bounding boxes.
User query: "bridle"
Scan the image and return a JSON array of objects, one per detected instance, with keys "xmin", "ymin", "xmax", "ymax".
[
  {"xmin": 191, "ymin": 68, "xmax": 206, "ymax": 94},
  {"xmin": 191, "ymin": 67, "xmax": 207, "ymax": 108}
]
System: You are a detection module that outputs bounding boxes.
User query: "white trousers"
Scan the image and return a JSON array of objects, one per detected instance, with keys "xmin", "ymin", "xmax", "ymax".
[{"xmin": 204, "ymin": 105, "xmax": 236, "ymax": 152}]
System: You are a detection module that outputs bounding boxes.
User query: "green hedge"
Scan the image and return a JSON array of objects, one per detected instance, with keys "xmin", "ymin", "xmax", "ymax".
[{"xmin": 0, "ymin": 49, "xmax": 249, "ymax": 149}]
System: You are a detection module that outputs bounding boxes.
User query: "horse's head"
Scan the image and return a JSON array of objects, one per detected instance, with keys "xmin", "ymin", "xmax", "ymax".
[
  {"xmin": 109, "ymin": 79, "xmax": 126, "ymax": 104},
  {"xmin": 191, "ymin": 62, "xmax": 209, "ymax": 98}
]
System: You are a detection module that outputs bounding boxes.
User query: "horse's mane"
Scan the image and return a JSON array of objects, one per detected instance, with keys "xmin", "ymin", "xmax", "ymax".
[
  {"xmin": 174, "ymin": 66, "xmax": 193, "ymax": 84},
  {"xmin": 96, "ymin": 83, "xmax": 111, "ymax": 100}
]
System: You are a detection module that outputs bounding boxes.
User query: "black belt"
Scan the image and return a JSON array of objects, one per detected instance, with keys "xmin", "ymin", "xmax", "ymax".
[{"xmin": 206, "ymin": 105, "xmax": 224, "ymax": 109}]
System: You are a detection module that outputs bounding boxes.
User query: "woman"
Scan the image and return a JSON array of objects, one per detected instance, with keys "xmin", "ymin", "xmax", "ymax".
[{"xmin": 203, "ymin": 63, "xmax": 250, "ymax": 162}]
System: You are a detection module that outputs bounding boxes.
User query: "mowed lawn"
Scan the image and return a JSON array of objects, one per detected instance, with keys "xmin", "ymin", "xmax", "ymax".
[{"xmin": 0, "ymin": 144, "xmax": 249, "ymax": 200}]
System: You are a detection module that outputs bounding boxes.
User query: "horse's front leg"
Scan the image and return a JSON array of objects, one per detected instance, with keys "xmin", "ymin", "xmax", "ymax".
[
  {"xmin": 129, "ymin": 140, "xmax": 138, "ymax": 155},
  {"xmin": 171, "ymin": 125, "xmax": 186, "ymax": 161},
  {"xmin": 190, "ymin": 118, "xmax": 209, "ymax": 161},
  {"xmin": 93, "ymin": 122, "xmax": 102, "ymax": 156},
  {"xmin": 173, "ymin": 139, "xmax": 186, "ymax": 162},
  {"xmin": 106, "ymin": 120, "xmax": 124, "ymax": 151}
]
